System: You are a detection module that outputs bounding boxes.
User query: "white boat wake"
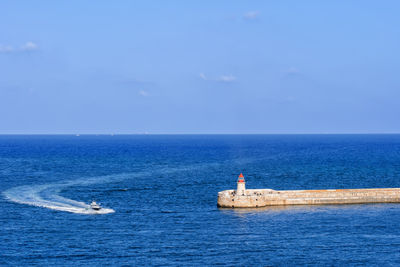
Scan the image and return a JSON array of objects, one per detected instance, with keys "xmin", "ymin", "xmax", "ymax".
[{"xmin": 2, "ymin": 173, "xmax": 131, "ymax": 215}]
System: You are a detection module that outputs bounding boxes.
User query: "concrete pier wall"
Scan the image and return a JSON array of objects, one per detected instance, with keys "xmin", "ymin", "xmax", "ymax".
[{"xmin": 217, "ymin": 188, "xmax": 400, "ymax": 208}]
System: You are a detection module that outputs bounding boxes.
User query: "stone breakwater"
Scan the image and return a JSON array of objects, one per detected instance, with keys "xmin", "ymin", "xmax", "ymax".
[{"xmin": 217, "ymin": 188, "xmax": 400, "ymax": 208}]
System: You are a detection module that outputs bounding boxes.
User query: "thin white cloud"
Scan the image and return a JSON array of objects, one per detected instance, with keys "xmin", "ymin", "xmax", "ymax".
[
  {"xmin": 0, "ymin": 45, "xmax": 14, "ymax": 53},
  {"xmin": 0, "ymin": 41, "xmax": 39, "ymax": 53},
  {"xmin": 217, "ymin": 74, "xmax": 236, "ymax": 82},
  {"xmin": 138, "ymin": 90, "xmax": 149, "ymax": 97},
  {"xmin": 199, "ymin": 73, "xmax": 207, "ymax": 80},
  {"xmin": 199, "ymin": 73, "xmax": 237, "ymax": 83},
  {"xmin": 243, "ymin": 11, "xmax": 260, "ymax": 20},
  {"xmin": 21, "ymin": 41, "xmax": 39, "ymax": 51}
]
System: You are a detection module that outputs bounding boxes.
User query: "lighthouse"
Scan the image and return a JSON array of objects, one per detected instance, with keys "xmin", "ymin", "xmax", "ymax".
[{"xmin": 237, "ymin": 173, "xmax": 246, "ymax": 196}]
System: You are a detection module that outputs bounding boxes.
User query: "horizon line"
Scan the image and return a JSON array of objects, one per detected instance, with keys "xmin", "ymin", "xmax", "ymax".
[{"xmin": 0, "ymin": 133, "xmax": 400, "ymax": 136}]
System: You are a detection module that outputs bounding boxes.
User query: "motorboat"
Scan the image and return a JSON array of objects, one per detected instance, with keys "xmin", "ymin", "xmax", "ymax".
[{"xmin": 90, "ymin": 201, "xmax": 101, "ymax": 210}]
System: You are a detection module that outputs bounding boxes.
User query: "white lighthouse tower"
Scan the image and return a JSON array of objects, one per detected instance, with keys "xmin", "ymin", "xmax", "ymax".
[{"xmin": 237, "ymin": 173, "xmax": 246, "ymax": 196}]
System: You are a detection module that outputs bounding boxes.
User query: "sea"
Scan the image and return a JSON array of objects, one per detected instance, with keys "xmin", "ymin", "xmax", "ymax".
[{"xmin": 1, "ymin": 134, "xmax": 400, "ymax": 266}]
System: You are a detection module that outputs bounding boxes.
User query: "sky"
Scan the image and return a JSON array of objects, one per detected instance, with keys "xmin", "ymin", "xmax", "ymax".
[{"xmin": 1, "ymin": 1, "xmax": 399, "ymax": 134}]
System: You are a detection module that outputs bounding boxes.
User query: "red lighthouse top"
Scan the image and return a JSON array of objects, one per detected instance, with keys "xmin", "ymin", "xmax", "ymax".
[{"xmin": 238, "ymin": 173, "xmax": 245, "ymax": 183}]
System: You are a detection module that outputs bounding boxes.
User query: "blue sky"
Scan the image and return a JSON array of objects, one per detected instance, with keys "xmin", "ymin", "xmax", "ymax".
[{"xmin": 1, "ymin": 1, "xmax": 399, "ymax": 134}]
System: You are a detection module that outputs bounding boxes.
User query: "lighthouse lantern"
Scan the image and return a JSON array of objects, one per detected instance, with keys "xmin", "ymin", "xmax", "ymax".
[{"xmin": 237, "ymin": 173, "xmax": 246, "ymax": 196}]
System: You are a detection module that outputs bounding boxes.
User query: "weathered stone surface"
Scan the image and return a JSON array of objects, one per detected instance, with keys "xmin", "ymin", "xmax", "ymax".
[{"xmin": 217, "ymin": 188, "xmax": 400, "ymax": 208}]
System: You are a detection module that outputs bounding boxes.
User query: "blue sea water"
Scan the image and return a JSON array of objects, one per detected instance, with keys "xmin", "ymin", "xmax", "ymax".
[{"xmin": 1, "ymin": 134, "xmax": 400, "ymax": 266}]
